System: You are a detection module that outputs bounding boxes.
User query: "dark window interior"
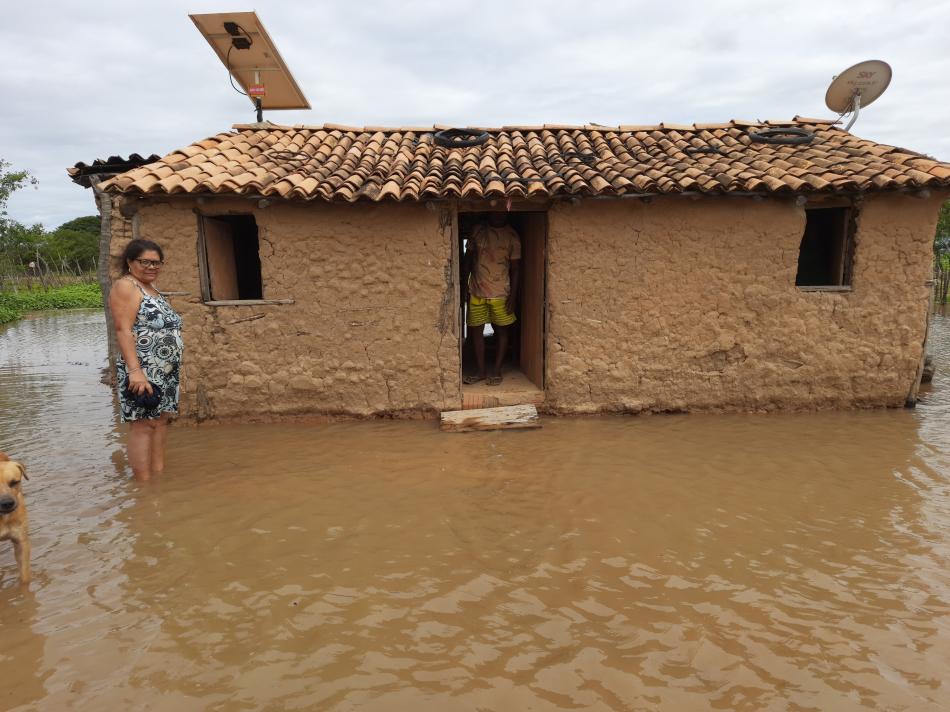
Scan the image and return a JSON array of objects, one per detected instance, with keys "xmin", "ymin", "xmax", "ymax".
[
  {"xmin": 201, "ymin": 214, "xmax": 263, "ymax": 300},
  {"xmin": 225, "ymin": 216, "xmax": 263, "ymax": 299},
  {"xmin": 795, "ymin": 206, "xmax": 854, "ymax": 287}
]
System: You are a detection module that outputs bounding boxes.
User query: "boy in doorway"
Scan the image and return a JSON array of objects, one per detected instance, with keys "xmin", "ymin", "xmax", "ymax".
[{"xmin": 463, "ymin": 212, "xmax": 521, "ymax": 385}]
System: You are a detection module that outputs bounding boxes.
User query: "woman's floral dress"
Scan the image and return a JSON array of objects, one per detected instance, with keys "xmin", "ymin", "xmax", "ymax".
[{"xmin": 116, "ymin": 279, "xmax": 183, "ymax": 422}]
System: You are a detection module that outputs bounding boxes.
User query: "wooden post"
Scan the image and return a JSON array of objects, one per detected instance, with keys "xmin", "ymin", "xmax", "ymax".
[
  {"xmin": 907, "ymin": 279, "xmax": 935, "ymax": 406},
  {"xmin": 91, "ymin": 178, "xmax": 118, "ymax": 375},
  {"xmin": 449, "ymin": 202, "xmax": 462, "ymax": 403}
]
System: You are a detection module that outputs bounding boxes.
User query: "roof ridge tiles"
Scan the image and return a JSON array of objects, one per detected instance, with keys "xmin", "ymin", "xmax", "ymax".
[
  {"xmin": 792, "ymin": 116, "xmax": 839, "ymax": 125},
  {"xmin": 228, "ymin": 118, "xmax": 849, "ymax": 134}
]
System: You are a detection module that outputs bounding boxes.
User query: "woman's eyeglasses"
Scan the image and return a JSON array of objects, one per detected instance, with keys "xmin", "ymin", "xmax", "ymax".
[{"xmin": 134, "ymin": 259, "xmax": 165, "ymax": 268}]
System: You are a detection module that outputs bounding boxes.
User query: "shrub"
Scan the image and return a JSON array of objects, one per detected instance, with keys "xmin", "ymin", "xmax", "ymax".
[
  {"xmin": 0, "ymin": 303, "xmax": 18, "ymax": 324},
  {"xmin": 0, "ymin": 282, "xmax": 102, "ymax": 325}
]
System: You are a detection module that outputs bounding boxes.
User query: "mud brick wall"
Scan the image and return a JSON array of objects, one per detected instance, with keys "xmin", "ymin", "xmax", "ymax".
[
  {"xmin": 545, "ymin": 192, "xmax": 945, "ymax": 413},
  {"xmin": 113, "ymin": 198, "xmax": 460, "ymax": 421},
  {"xmin": 107, "ymin": 190, "xmax": 944, "ymax": 420}
]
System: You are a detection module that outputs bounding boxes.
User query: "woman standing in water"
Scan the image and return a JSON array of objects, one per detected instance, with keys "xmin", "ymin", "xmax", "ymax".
[{"xmin": 109, "ymin": 239, "xmax": 183, "ymax": 480}]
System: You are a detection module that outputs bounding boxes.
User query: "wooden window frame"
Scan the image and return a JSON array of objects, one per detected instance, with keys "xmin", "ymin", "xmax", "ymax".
[
  {"xmin": 196, "ymin": 212, "xmax": 290, "ymax": 306},
  {"xmin": 795, "ymin": 204, "xmax": 857, "ymax": 291}
]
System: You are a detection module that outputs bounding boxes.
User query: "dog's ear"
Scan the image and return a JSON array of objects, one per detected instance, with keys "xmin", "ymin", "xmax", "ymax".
[
  {"xmin": 16, "ymin": 462, "xmax": 28, "ymax": 481},
  {"xmin": 0, "ymin": 451, "xmax": 9, "ymax": 462}
]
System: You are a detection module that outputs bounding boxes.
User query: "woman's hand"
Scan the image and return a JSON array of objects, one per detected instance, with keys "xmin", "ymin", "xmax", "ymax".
[{"xmin": 128, "ymin": 370, "xmax": 153, "ymax": 395}]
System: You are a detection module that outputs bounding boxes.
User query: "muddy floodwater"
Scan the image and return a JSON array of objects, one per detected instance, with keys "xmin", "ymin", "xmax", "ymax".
[{"xmin": 2, "ymin": 309, "xmax": 950, "ymax": 711}]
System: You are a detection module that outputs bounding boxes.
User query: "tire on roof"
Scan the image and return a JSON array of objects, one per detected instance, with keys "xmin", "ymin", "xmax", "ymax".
[
  {"xmin": 748, "ymin": 127, "xmax": 815, "ymax": 145},
  {"xmin": 434, "ymin": 129, "xmax": 490, "ymax": 148}
]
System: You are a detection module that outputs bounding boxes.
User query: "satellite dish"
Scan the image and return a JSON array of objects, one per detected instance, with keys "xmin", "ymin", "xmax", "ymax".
[
  {"xmin": 824, "ymin": 60, "xmax": 892, "ymax": 131},
  {"xmin": 190, "ymin": 11, "xmax": 310, "ymax": 122}
]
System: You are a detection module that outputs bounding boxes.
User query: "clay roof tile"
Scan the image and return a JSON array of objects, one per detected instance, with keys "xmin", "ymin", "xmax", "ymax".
[{"xmin": 97, "ymin": 121, "xmax": 950, "ymax": 202}]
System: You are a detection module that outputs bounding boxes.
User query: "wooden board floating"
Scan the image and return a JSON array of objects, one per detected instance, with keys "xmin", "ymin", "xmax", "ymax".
[{"xmin": 440, "ymin": 404, "xmax": 541, "ymax": 432}]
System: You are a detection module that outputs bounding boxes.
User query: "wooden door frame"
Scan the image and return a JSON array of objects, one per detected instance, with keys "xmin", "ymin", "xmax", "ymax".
[{"xmin": 455, "ymin": 204, "xmax": 548, "ymax": 392}]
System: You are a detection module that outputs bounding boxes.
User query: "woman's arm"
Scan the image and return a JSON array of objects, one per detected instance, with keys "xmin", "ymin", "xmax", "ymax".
[{"xmin": 109, "ymin": 279, "xmax": 152, "ymax": 395}]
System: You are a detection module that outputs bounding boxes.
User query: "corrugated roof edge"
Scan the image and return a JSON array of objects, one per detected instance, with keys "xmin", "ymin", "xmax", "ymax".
[{"xmin": 68, "ymin": 153, "xmax": 162, "ymax": 188}]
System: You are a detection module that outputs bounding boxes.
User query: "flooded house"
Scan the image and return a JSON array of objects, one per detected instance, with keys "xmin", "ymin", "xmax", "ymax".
[{"xmin": 69, "ymin": 118, "xmax": 950, "ymax": 421}]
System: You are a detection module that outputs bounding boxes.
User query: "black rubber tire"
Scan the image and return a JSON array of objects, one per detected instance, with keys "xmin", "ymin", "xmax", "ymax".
[
  {"xmin": 434, "ymin": 129, "xmax": 490, "ymax": 148},
  {"xmin": 748, "ymin": 127, "xmax": 815, "ymax": 145}
]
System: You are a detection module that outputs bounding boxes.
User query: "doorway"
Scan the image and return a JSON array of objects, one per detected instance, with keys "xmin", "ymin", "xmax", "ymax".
[{"xmin": 458, "ymin": 210, "xmax": 546, "ymax": 408}]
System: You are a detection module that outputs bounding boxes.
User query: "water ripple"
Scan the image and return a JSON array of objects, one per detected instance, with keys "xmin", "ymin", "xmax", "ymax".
[{"xmin": 0, "ymin": 311, "xmax": 949, "ymax": 710}]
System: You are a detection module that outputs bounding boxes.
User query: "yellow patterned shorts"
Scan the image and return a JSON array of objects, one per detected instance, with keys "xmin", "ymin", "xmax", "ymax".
[{"xmin": 467, "ymin": 295, "xmax": 516, "ymax": 327}]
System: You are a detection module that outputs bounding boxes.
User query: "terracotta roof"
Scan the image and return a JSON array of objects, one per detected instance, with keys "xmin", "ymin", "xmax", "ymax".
[{"xmin": 98, "ymin": 118, "xmax": 950, "ymax": 202}]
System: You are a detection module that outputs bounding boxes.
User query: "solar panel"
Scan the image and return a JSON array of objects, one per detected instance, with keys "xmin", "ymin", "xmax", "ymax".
[{"xmin": 189, "ymin": 11, "xmax": 311, "ymax": 112}]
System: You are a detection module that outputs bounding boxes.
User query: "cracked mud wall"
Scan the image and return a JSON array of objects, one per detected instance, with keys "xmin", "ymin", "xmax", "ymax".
[
  {"xmin": 545, "ymin": 192, "xmax": 945, "ymax": 413},
  {"xmin": 111, "ymin": 198, "xmax": 460, "ymax": 421}
]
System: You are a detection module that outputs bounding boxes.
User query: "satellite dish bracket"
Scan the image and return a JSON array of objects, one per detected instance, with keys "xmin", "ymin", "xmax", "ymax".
[{"xmin": 842, "ymin": 92, "xmax": 862, "ymax": 132}]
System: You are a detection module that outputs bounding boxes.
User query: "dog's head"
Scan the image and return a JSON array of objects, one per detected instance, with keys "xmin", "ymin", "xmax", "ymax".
[{"xmin": 0, "ymin": 458, "xmax": 27, "ymax": 516}]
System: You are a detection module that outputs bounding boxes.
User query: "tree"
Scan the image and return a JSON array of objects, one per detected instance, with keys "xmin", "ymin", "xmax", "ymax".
[
  {"xmin": 0, "ymin": 159, "xmax": 37, "ymax": 227},
  {"xmin": 935, "ymin": 200, "xmax": 950, "ymax": 305},
  {"xmin": 42, "ymin": 225, "xmax": 99, "ymax": 272},
  {"xmin": 58, "ymin": 215, "xmax": 100, "ymax": 235},
  {"xmin": 0, "ymin": 221, "xmax": 44, "ymax": 263},
  {"xmin": 1, "ymin": 158, "xmax": 102, "ymax": 275},
  {"xmin": 46, "ymin": 215, "xmax": 101, "ymax": 272},
  {"xmin": 0, "ymin": 159, "xmax": 39, "ymax": 274},
  {"xmin": 936, "ymin": 199, "xmax": 950, "ymax": 254}
]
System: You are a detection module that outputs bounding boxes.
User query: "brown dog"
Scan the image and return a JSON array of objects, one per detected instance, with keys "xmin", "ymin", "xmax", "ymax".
[{"xmin": 0, "ymin": 451, "xmax": 30, "ymax": 584}]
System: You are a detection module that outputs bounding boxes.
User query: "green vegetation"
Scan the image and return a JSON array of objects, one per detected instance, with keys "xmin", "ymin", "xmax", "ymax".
[
  {"xmin": 1, "ymin": 214, "xmax": 101, "ymax": 275},
  {"xmin": 937, "ymin": 199, "xmax": 950, "ymax": 243},
  {"xmin": 935, "ymin": 200, "xmax": 950, "ymax": 304},
  {"xmin": 1, "ymin": 158, "xmax": 101, "ymax": 276},
  {"xmin": 0, "ymin": 157, "xmax": 105, "ymax": 324},
  {"xmin": 0, "ymin": 282, "xmax": 103, "ymax": 325}
]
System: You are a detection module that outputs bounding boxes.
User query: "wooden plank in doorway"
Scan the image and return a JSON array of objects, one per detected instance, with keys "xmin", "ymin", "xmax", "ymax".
[
  {"xmin": 440, "ymin": 404, "xmax": 541, "ymax": 432},
  {"xmin": 519, "ymin": 213, "xmax": 545, "ymax": 389}
]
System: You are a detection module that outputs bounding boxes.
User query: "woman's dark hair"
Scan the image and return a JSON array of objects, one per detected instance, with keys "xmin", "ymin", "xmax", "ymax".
[{"xmin": 118, "ymin": 239, "xmax": 164, "ymax": 274}]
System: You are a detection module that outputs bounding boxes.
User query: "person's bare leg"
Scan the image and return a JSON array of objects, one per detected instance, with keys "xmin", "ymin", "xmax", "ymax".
[
  {"xmin": 471, "ymin": 324, "xmax": 486, "ymax": 380},
  {"xmin": 150, "ymin": 414, "xmax": 170, "ymax": 474},
  {"xmin": 493, "ymin": 324, "xmax": 509, "ymax": 380},
  {"xmin": 128, "ymin": 419, "xmax": 157, "ymax": 480}
]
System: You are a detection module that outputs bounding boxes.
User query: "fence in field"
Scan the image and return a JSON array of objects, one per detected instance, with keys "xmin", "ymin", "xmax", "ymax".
[
  {"xmin": 1, "ymin": 272, "xmax": 98, "ymax": 291},
  {"xmin": 0, "ymin": 255, "xmax": 98, "ymax": 292}
]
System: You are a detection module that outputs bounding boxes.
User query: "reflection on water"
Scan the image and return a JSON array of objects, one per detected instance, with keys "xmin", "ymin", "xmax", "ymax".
[{"xmin": 2, "ymin": 310, "xmax": 950, "ymax": 710}]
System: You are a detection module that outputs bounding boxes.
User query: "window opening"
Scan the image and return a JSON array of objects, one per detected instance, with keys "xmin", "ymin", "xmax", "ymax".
[
  {"xmin": 200, "ymin": 215, "xmax": 263, "ymax": 300},
  {"xmin": 795, "ymin": 206, "xmax": 855, "ymax": 288}
]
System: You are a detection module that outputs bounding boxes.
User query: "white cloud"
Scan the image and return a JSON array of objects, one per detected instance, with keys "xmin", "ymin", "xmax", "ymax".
[{"xmin": 4, "ymin": 0, "xmax": 950, "ymax": 227}]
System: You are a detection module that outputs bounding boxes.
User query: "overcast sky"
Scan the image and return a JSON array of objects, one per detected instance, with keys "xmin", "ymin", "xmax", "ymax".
[{"xmin": 5, "ymin": 0, "xmax": 950, "ymax": 228}]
